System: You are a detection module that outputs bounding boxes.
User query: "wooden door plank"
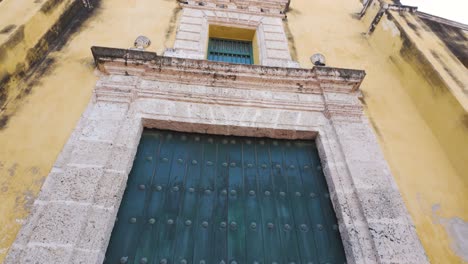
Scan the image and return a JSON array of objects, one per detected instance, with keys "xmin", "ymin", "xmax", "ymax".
[
  {"xmin": 156, "ymin": 132, "xmax": 188, "ymax": 264},
  {"xmin": 213, "ymin": 137, "xmax": 229, "ymax": 264},
  {"xmin": 193, "ymin": 136, "xmax": 218, "ymax": 264},
  {"xmin": 227, "ymin": 138, "xmax": 245, "ymax": 264},
  {"xmin": 133, "ymin": 132, "xmax": 168, "ymax": 264},
  {"xmin": 284, "ymin": 141, "xmax": 320, "ymax": 264},
  {"xmin": 296, "ymin": 142, "xmax": 332, "ymax": 263},
  {"xmin": 256, "ymin": 139, "xmax": 282, "ymax": 264},
  {"xmin": 270, "ymin": 140, "xmax": 301, "ymax": 264},
  {"xmin": 243, "ymin": 138, "xmax": 265, "ymax": 264},
  {"xmin": 173, "ymin": 135, "xmax": 204, "ymax": 263}
]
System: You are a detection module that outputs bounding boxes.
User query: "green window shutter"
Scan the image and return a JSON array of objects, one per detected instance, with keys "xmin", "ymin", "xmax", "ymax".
[
  {"xmin": 208, "ymin": 38, "xmax": 253, "ymax": 65},
  {"xmin": 105, "ymin": 130, "xmax": 347, "ymax": 264}
]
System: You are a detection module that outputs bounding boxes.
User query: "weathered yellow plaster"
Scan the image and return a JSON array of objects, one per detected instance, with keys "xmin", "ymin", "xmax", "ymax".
[
  {"xmin": 0, "ymin": 0, "xmax": 179, "ymax": 261},
  {"xmin": 0, "ymin": 0, "xmax": 73, "ymax": 81},
  {"xmin": 287, "ymin": 0, "xmax": 468, "ymax": 262}
]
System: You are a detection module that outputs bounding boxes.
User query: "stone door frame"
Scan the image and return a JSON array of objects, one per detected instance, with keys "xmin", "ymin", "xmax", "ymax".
[{"xmin": 5, "ymin": 48, "xmax": 428, "ymax": 264}]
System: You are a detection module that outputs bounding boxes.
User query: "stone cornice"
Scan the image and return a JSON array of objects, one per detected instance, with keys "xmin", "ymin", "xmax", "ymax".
[
  {"xmin": 91, "ymin": 46, "xmax": 366, "ymax": 95},
  {"xmin": 180, "ymin": 0, "xmax": 290, "ymax": 16}
]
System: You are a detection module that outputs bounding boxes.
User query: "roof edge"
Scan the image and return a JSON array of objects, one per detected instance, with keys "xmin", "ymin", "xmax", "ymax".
[{"xmin": 417, "ymin": 11, "xmax": 468, "ymax": 31}]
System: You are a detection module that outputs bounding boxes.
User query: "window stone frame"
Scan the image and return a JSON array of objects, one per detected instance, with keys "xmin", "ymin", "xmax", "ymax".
[
  {"xmin": 165, "ymin": 7, "xmax": 300, "ymax": 68},
  {"xmin": 5, "ymin": 48, "xmax": 428, "ymax": 264}
]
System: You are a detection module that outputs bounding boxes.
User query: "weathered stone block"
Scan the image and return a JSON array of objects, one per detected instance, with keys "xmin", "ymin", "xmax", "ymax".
[
  {"xmin": 266, "ymin": 49, "xmax": 292, "ymax": 60},
  {"xmin": 10, "ymin": 204, "xmax": 47, "ymax": 246},
  {"xmin": 265, "ymin": 40, "xmax": 289, "ymax": 50},
  {"xmin": 3, "ymin": 244, "xmax": 24, "ymax": 264},
  {"xmin": 182, "ymin": 8, "xmax": 204, "ymax": 17},
  {"xmin": 87, "ymin": 102, "xmax": 128, "ymax": 121},
  {"xmin": 39, "ymin": 167, "xmax": 104, "ymax": 203},
  {"xmin": 70, "ymin": 250, "xmax": 105, "ymax": 264},
  {"xmin": 79, "ymin": 119, "xmax": 121, "ymax": 143},
  {"xmin": 180, "ymin": 16, "xmax": 203, "ymax": 25},
  {"xmin": 346, "ymin": 160, "xmax": 395, "ymax": 190},
  {"xmin": 68, "ymin": 140, "xmax": 113, "ymax": 167},
  {"xmin": 76, "ymin": 206, "xmax": 116, "ymax": 251},
  {"xmin": 93, "ymin": 170, "xmax": 128, "ymax": 208},
  {"xmin": 176, "ymin": 31, "xmax": 201, "ymax": 42},
  {"xmin": 263, "ymin": 25, "xmax": 283, "ymax": 33},
  {"xmin": 174, "ymin": 39, "xmax": 200, "ymax": 51},
  {"xmin": 178, "ymin": 24, "xmax": 202, "ymax": 34},
  {"xmin": 113, "ymin": 117, "xmax": 142, "ymax": 147},
  {"xmin": 105, "ymin": 145, "xmax": 138, "ymax": 173},
  {"xmin": 28, "ymin": 203, "xmax": 89, "ymax": 245},
  {"xmin": 367, "ymin": 221, "xmax": 427, "ymax": 263},
  {"xmin": 261, "ymin": 17, "xmax": 283, "ymax": 26},
  {"xmin": 263, "ymin": 32, "xmax": 287, "ymax": 41},
  {"xmin": 21, "ymin": 246, "xmax": 73, "ymax": 264},
  {"xmin": 357, "ymin": 188, "xmax": 408, "ymax": 220}
]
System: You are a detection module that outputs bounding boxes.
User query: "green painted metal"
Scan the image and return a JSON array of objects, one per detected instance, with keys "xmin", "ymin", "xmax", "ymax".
[
  {"xmin": 207, "ymin": 38, "xmax": 253, "ymax": 65},
  {"xmin": 105, "ymin": 130, "xmax": 346, "ymax": 264}
]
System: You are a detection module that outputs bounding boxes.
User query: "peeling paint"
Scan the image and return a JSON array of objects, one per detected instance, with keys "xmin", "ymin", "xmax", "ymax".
[{"xmin": 433, "ymin": 205, "xmax": 468, "ymax": 262}]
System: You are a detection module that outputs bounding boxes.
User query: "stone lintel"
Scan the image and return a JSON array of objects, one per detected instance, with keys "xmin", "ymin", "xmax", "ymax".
[{"xmin": 91, "ymin": 46, "xmax": 366, "ymax": 95}]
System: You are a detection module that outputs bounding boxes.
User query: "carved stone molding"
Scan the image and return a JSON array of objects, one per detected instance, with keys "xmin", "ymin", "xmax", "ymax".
[{"xmin": 180, "ymin": 0, "xmax": 290, "ymax": 17}]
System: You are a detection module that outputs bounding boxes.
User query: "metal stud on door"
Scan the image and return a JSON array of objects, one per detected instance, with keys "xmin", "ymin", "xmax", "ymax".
[{"xmin": 104, "ymin": 130, "xmax": 346, "ymax": 264}]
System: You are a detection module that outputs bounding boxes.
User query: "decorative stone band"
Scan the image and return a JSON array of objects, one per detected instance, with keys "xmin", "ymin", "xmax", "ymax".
[
  {"xmin": 180, "ymin": 0, "xmax": 290, "ymax": 16},
  {"xmin": 91, "ymin": 46, "xmax": 365, "ymax": 100}
]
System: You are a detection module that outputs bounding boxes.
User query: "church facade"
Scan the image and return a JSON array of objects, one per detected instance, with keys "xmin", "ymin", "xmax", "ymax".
[{"xmin": 0, "ymin": 0, "xmax": 467, "ymax": 263}]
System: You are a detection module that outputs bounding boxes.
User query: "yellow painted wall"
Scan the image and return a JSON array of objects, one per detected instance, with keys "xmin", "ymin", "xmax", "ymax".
[
  {"xmin": 0, "ymin": 0, "xmax": 180, "ymax": 261},
  {"xmin": 286, "ymin": 0, "xmax": 468, "ymax": 262},
  {"xmin": 0, "ymin": 0, "xmax": 467, "ymax": 263},
  {"xmin": 0, "ymin": 0, "xmax": 73, "ymax": 87}
]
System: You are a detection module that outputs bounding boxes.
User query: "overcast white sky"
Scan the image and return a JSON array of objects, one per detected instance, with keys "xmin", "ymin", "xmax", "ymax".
[{"xmin": 403, "ymin": 0, "xmax": 468, "ymax": 24}]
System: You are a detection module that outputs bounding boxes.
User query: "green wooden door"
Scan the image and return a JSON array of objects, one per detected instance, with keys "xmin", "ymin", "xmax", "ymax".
[
  {"xmin": 105, "ymin": 130, "xmax": 346, "ymax": 264},
  {"xmin": 207, "ymin": 38, "xmax": 253, "ymax": 65}
]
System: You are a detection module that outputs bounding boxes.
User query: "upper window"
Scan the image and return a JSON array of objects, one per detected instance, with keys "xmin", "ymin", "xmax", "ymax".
[
  {"xmin": 208, "ymin": 38, "xmax": 253, "ymax": 65},
  {"xmin": 207, "ymin": 25, "xmax": 259, "ymax": 65}
]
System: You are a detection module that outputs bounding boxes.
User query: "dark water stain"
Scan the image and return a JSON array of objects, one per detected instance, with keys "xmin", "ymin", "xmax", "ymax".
[
  {"xmin": 420, "ymin": 17, "xmax": 468, "ymax": 68},
  {"xmin": 0, "ymin": 115, "xmax": 8, "ymax": 129},
  {"xmin": 0, "ymin": 25, "xmax": 25, "ymax": 63},
  {"xmin": 287, "ymin": 7, "xmax": 301, "ymax": 16},
  {"xmin": 8, "ymin": 163, "xmax": 18, "ymax": 177},
  {"xmin": 2, "ymin": 25, "xmax": 25, "ymax": 49},
  {"xmin": 283, "ymin": 18, "xmax": 298, "ymax": 62},
  {"xmin": 462, "ymin": 113, "xmax": 468, "ymax": 130},
  {"xmin": 0, "ymin": 0, "xmax": 102, "ymax": 130},
  {"xmin": 430, "ymin": 49, "xmax": 465, "ymax": 89},
  {"xmin": 385, "ymin": 12, "xmax": 449, "ymax": 96},
  {"xmin": 40, "ymin": 0, "xmax": 66, "ymax": 14},
  {"xmin": 164, "ymin": 6, "xmax": 182, "ymax": 46},
  {"xmin": 22, "ymin": 190, "xmax": 36, "ymax": 211},
  {"xmin": 358, "ymin": 90, "xmax": 368, "ymax": 106},
  {"xmin": 0, "ymin": 24, "xmax": 17, "ymax": 34},
  {"xmin": 369, "ymin": 117, "xmax": 383, "ymax": 139}
]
